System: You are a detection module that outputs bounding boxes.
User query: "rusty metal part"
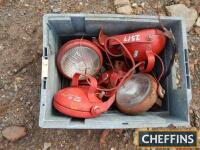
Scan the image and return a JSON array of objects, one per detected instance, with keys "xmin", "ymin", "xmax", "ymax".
[{"xmin": 116, "ymin": 73, "xmax": 161, "ymax": 114}]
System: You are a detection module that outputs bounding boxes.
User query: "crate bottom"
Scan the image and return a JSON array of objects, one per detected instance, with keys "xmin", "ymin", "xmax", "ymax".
[{"xmin": 39, "ymin": 111, "xmax": 190, "ymax": 129}]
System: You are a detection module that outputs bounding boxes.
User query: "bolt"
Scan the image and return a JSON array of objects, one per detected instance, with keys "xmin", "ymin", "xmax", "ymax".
[{"xmin": 91, "ymin": 106, "xmax": 100, "ymax": 114}]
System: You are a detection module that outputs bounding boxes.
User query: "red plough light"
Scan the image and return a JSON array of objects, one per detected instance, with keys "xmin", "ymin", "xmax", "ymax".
[
  {"xmin": 99, "ymin": 29, "xmax": 166, "ymax": 73},
  {"xmin": 56, "ymin": 39, "xmax": 103, "ymax": 79},
  {"xmin": 53, "ymin": 73, "xmax": 115, "ymax": 118}
]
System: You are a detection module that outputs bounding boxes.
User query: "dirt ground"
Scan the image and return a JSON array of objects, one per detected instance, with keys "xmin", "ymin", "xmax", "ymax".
[{"xmin": 0, "ymin": 0, "xmax": 200, "ymax": 149}]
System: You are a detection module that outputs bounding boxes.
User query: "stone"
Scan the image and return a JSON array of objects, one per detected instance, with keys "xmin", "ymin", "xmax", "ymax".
[
  {"xmin": 114, "ymin": 0, "xmax": 130, "ymax": 6},
  {"xmin": 52, "ymin": 8, "xmax": 61, "ymax": 13},
  {"xmin": 24, "ymin": 3, "xmax": 29, "ymax": 7},
  {"xmin": 116, "ymin": 5, "xmax": 133, "ymax": 15},
  {"xmin": 21, "ymin": 68, "xmax": 27, "ymax": 73},
  {"xmin": 2, "ymin": 126, "xmax": 26, "ymax": 142},
  {"xmin": 43, "ymin": 142, "xmax": 51, "ymax": 150},
  {"xmin": 196, "ymin": 17, "xmax": 200, "ymax": 27},
  {"xmin": 132, "ymin": 130, "xmax": 138, "ymax": 145},
  {"xmin": 140, "ymin": 2, "xmax": 145, "ymax": 8},
  {"xmin": 133, "ymin": 7, "xmax": 143, "ymax": 15},
  {"xmin": 30, "ymin": 105, "xmax": 33, "ymax": 111},
  {"xmin": 131, "ymin": 3, "xmax": 138, "ymax": 8},
  {"xmin": 114, "ymin": 0, "xmax": 133, "ymax": 15},
  {"xmin": 22, "ymin": 32, "xmax": 31, "ymax": 41},
  {"xmin": 0, "ymin": 44, "xmax": 4, "ymax": 52},
  {"xmin": 190, "ymin": 45, "xmax": 195, "ymax": 51},
  {"xmin": 166, "ymin": 4, "xmax": 198, "ymax": 31},
  {"xmin": 13, "ymin": 69, "xmax": 18, "ymax": 73}
]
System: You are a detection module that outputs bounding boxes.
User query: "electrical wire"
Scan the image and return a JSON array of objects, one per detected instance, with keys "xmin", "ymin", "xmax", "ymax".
[
  {"xmin": 104, "ymin": 37, "xmax": 136, "ymax": 67},
  {"xmin": 92, "ymin": 39, "xmax": 115, "ymax": 70},
  {"xmin": 86, "ymin": 61, "xmax": 145, "ymax": 92},
  {"xmin": 87, "ymin": 36, "xmax": 146, "ymax": 92},
  {"xmin": 153, "ymin": 53, "xmax": 164, "ymax": 81},
  {"xmin": 156, "ymin": 0, "xmax": 177, "ymax": 82}
]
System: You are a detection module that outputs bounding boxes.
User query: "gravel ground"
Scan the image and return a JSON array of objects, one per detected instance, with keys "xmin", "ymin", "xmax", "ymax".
[{"xmin": 0, "ymin": 0, "xmax": 200, "ymax": 149}]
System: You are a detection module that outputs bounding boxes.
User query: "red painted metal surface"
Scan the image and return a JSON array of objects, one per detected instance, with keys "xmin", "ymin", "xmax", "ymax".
[
  {"xmin": 98, "ymin": 61, "xmax": 127, "ymax": 86},
  {"xmin": 99, "ymin": 29, "xmax": 166, "ymax": 73},
  {"xmin": 53, "ymin": 73, "xmax": 115, "ymax": 118}
]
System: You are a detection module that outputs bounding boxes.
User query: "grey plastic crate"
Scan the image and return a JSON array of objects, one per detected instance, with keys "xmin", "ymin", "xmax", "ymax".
[{"xmin": 39, "ymin": 14, "xmax": 192, "ymax": 129}]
